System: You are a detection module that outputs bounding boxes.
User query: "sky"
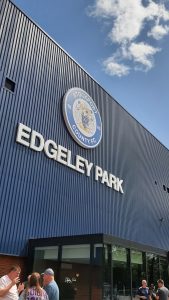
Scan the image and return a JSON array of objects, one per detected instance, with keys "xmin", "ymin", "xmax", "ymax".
[{"xmin": 12, "ymin": 0, "xmax": 169, "ymax": 150}]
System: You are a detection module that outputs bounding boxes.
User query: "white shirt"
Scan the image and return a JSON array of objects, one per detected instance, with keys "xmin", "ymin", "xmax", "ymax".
[{"xmin": 0, "ymin": 275, "xmax": 18, "ymax": 300}]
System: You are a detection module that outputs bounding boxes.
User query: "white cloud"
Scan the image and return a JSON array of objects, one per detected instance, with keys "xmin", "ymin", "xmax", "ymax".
[
  {"xmin": 88, "ymin": 0, "xmax": 169, "ymax": 43},
  {"xmin": 148, "ymin": 24, "xmax": 169, "ymax": 40},
  {"xmin": 88, "ymin": 0, "xmax": 146, "ymax": 43},
  {"xmin": 87, "ymin": 0, "xmax": 169, "ymax": 76},
  {"xmin": 128, "ymin": 42, "xmax": 160, "ymax": 69},
  {"xmin": 87, "ymin": 0, "xmax": 117, "ymax": 18},
  {"xmin": 145, "ymin": 2, "xmax": 169, "ymax": 21},
  {"xmin": 103, "ymin": 57, "xmax": 130, "ymax": 77}
]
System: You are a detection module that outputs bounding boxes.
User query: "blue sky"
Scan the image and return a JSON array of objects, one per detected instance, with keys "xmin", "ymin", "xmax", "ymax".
[{"xmin": 12, "ymin": 0, "xmax": 169, "ymax": 150}]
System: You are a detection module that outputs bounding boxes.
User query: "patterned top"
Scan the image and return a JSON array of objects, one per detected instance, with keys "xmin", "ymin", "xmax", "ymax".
[{"xmin": 19, "ymin": 287, "xmax": 49, "ymax": 300}]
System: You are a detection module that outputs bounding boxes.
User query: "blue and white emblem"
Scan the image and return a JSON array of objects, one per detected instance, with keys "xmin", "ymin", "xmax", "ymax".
[{"xmin": 63, "ymin": 87, "xmax": 102, "ymax": 149}]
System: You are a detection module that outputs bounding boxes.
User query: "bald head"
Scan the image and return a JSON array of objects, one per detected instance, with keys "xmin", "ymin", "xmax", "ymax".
[{"xmin": 142, "ymin": 280, "xmax": 147, "ymax": 287}]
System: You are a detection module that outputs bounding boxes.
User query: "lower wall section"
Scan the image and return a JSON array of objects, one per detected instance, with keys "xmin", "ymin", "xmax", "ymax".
[
  {"xmin": 0, "ymin": 254, "xmax": 28, "ymax": 282},
  {"xmin": 30, "ymin": 235, "xmax": 169, "ymax": 300}
]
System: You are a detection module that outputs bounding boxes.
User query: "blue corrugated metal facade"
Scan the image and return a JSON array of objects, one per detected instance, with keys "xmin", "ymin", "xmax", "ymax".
[{"xmin": 0, "ymin": 0, "xmax": 169, "ymax": 257}]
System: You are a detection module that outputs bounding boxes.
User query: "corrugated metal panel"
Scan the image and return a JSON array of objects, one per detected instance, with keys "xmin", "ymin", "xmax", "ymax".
[{"xmin": 0, "ymin": 0, "xmax": 169, "ymax": 256}]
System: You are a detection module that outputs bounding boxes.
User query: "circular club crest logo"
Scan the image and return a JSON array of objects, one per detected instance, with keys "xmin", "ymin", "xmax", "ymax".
[{"xmin": 63, "ymin": 87, "xmax": 102, "ymax": 149}]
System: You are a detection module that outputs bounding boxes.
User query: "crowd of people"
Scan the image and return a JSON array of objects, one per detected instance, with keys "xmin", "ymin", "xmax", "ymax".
[
  {"xmin": 0, "ymin": 265, "xmax": 59, "ymax": 300},
  {"xmin": 0, "ymin": 264, "xmax": 169, "ymax": 300},
  {"xmin": 136, "ymin": 279, "xmax": 169, "ymax": 300}
]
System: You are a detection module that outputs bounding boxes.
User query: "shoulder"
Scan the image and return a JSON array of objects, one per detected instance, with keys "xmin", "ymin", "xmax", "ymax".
[
  {"xmin": 19, "ymin": 289, "xmax": 26, "ymax": 300},
  {"xmin": 45, "ymin": 281, "xmax": 59, "ymax": 294},
  {"xmin": 137, "ymin": 287, "xmax": 142, "ymax": 294},
  {"xmin": 0, "ymin": 275, "xmax": 8, "ymax": 286},
  {"xmin": 49, "ymin": 281, "xmax": 58, "ymax": 289},
  {"xmin": 163, "ymin": 287, "xmax": 169, "ymax": 295},
  {"xmin": 42, "ymin": 289, "xmax": 49, "ymax": 299},
  {"xmin": 0, "ymin": 276, "xmax": 4, "ymax": 282}
]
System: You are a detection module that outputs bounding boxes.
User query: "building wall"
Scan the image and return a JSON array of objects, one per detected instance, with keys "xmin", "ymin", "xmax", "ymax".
[{"xmin": 0, "ymin": 0, "xmax": 169, "ymax": 256}]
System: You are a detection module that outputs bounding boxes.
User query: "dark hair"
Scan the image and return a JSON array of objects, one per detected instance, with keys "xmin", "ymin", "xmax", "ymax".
[
  {"xmin": 28, "ymin": 273, "xmax": 42, "ymax": 295},
  {"xmin": 157, "ymin": 279, "xmax": 164, "ymax": 285}
]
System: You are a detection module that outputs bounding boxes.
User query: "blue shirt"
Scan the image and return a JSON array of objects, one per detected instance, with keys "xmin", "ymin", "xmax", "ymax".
[
  {"xmin": 44, "ymin": 280, "xmax": 59, "ymax": 300},
  {"xmin": 137, "ymin": 287, "xmax": 150, "ymax": 299}
]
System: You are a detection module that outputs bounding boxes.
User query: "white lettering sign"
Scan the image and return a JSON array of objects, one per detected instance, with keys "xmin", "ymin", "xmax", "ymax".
[{"xmin": 16, "ymin": 123, "xmax": 124, "ymax": 194}]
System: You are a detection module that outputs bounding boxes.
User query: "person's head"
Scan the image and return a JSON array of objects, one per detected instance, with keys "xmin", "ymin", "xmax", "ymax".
[
  {"xmin": 43, "ymin": 268, "xmax": 54, "ymax": 286},
  {"xmin": 157, "ymin": 279, "xmax": 164, "ymax": 288},
  {"xmin": 28, "ymin": 273, "xmax": 42, "ymax": 294},
  {"xmin": 142, "ymin": 280, "xmax": 147, "ymax": 288},
  {"xmin": 29, "ymin": 273, "xmax": 41, "ymax": 288},
  {"xmin": 8, "ymin": 265, "xmax": 21, "ymax": 280}
]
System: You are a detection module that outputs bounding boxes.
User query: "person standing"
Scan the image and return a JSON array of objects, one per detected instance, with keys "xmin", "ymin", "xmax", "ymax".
[
  {"xmin": 19, "ymin": 273, "xmax": 48, "ymax": 300},
  {"xmin": 149, "ymin": 283, "xmax": 156, "ymax": 300},
  {"xmin": 155, "ymin": 279, "xmax": 169, "ymax": 300},
  {"xmin": 136, "ymin": 279, "xmax": 151, "ymax": 300},
  {"xmin": 43, "ymin": 268, "xmax": 59, "ymax": 300},
  {"xmin": 0, "ymin": 265, "xmax": 24, "ymax": 300}
]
